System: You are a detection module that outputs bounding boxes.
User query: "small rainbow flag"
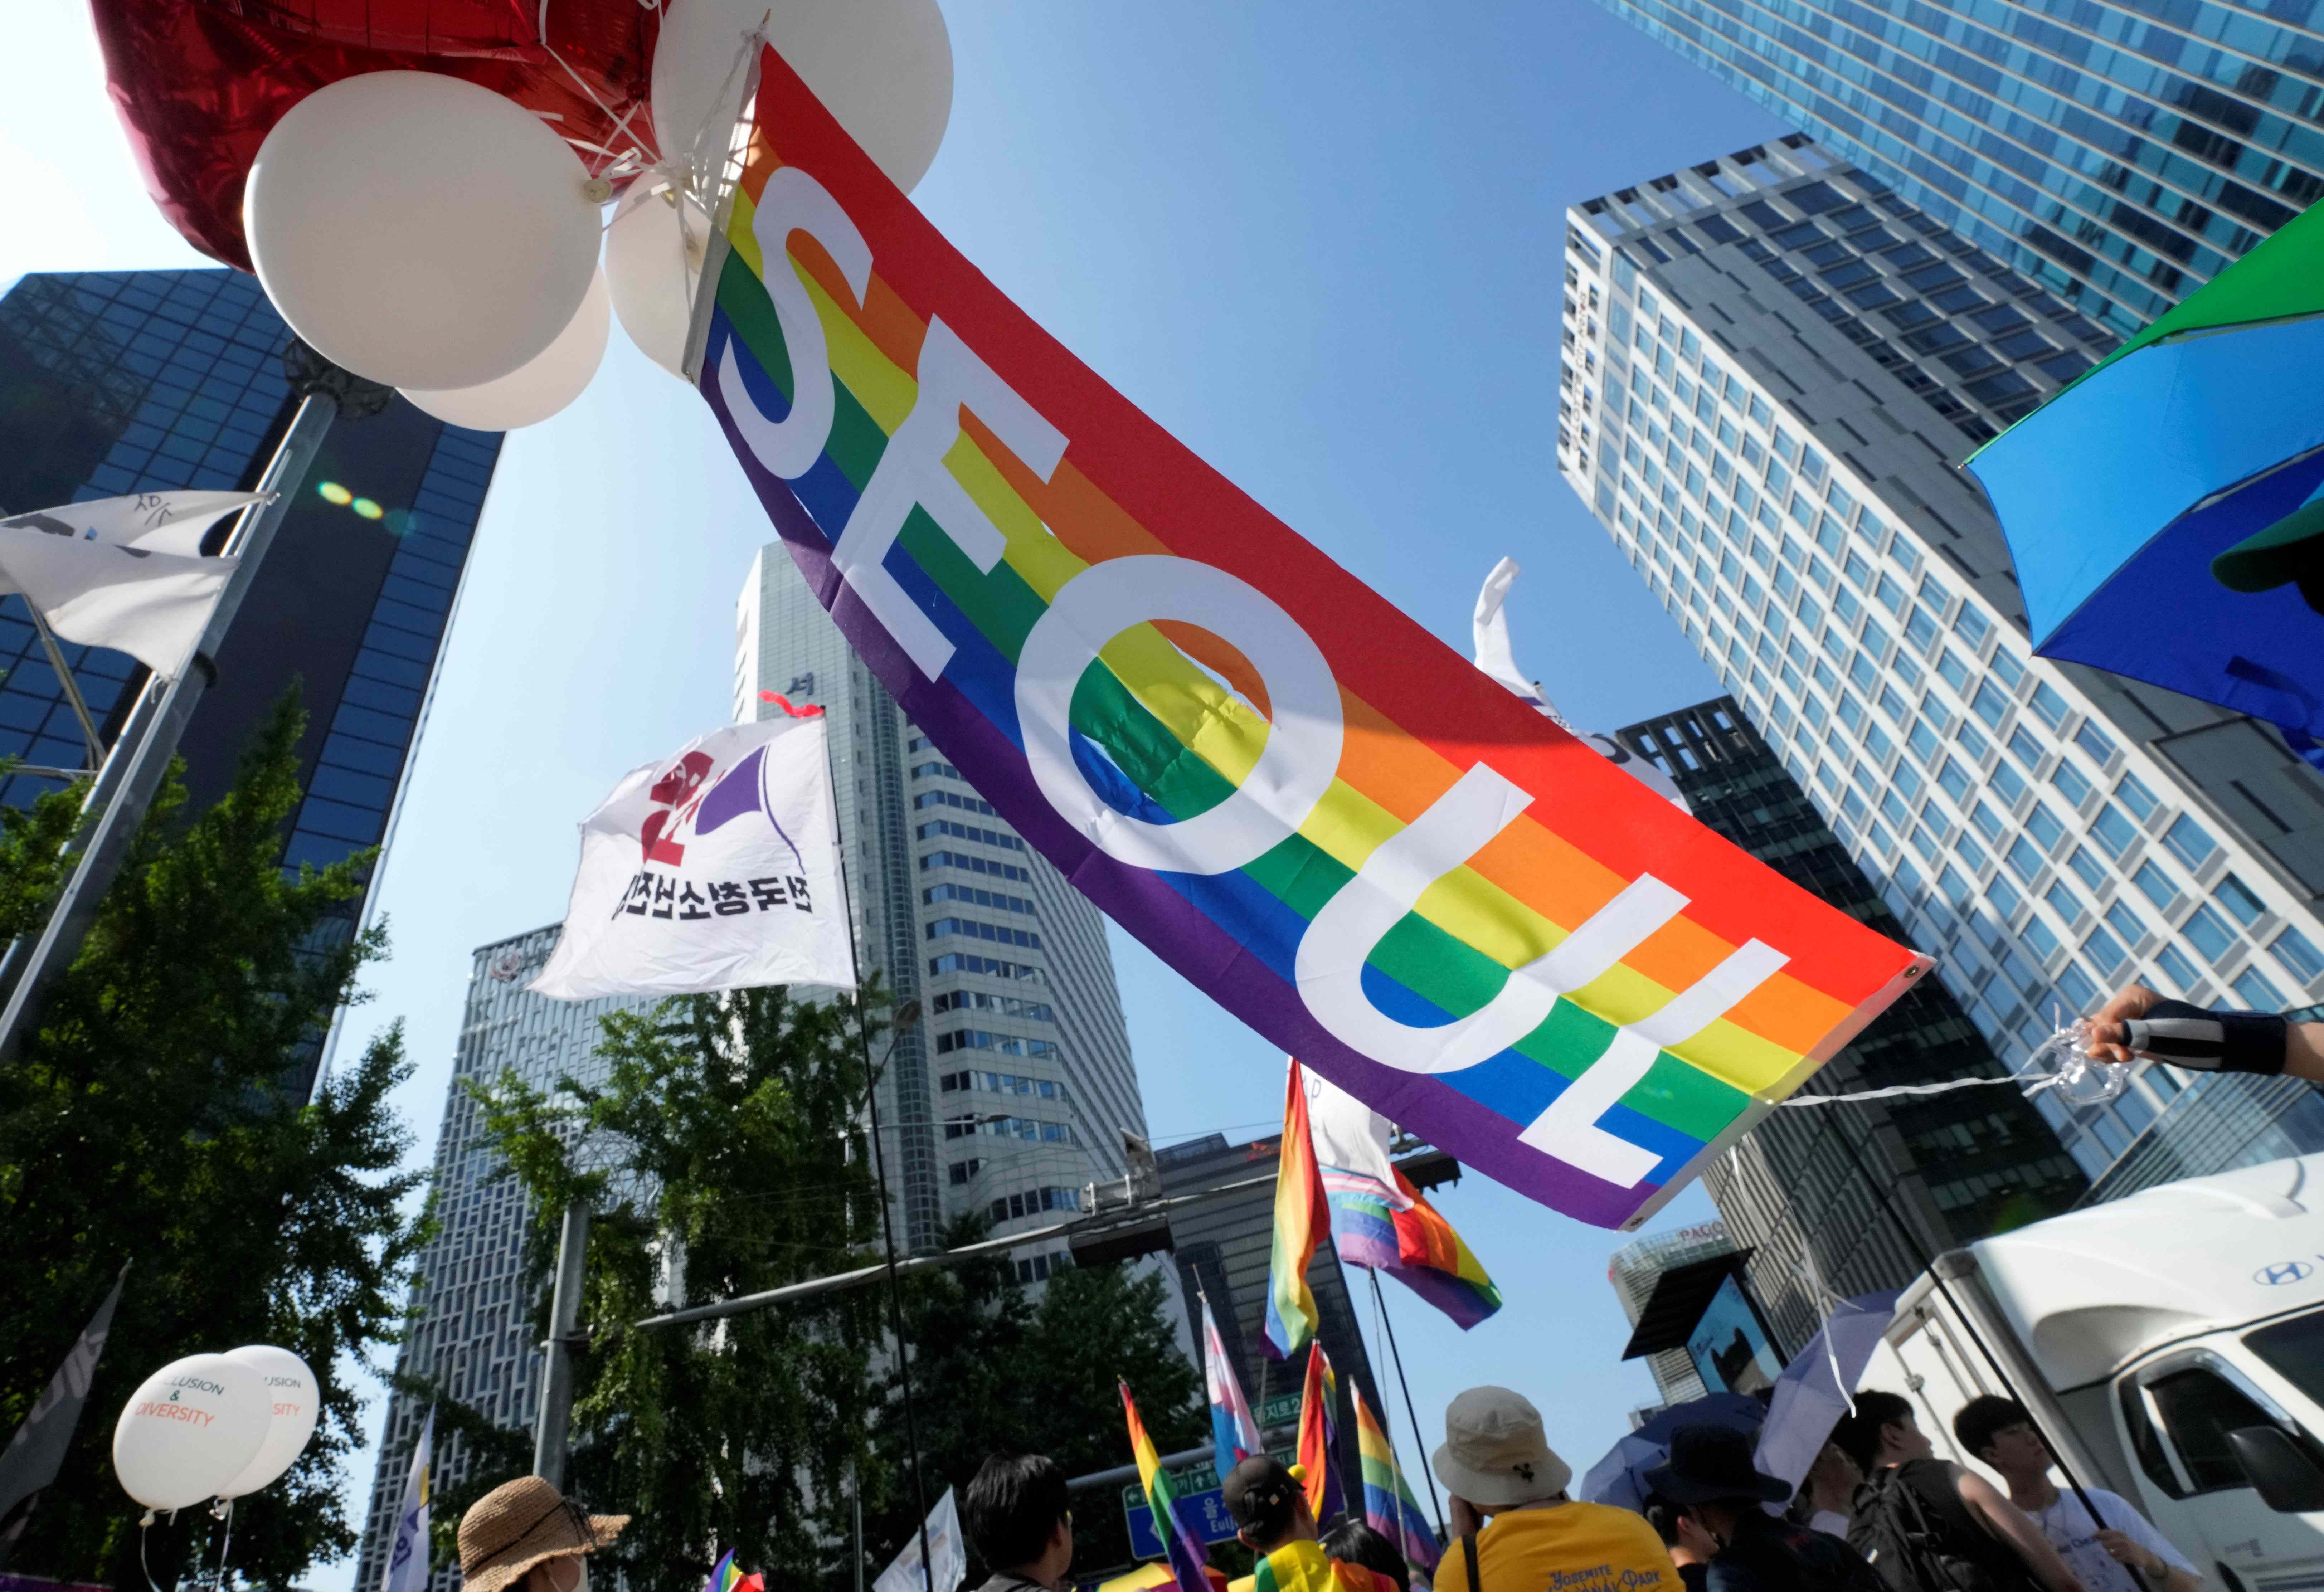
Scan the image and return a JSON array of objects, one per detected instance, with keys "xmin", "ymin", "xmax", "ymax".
[
  {"xmin": 702, "ymin": 1552, "xmax": 759, "ymax": 1592},
  {"xmin": 692, "ymin": 43, "xmax": 1927, "ymax": 1232},
  {"xmin": 1296, "ymin": 1346, "xmax": 1345, "ymax": 1525},
  {"xmin": 1266, "ymin": 1066, "xmax": 1328, "ymax": 1358},
  {"xmin": 1123, "ymin": 1379, "xmax": 1214, "ymax": 1592},
  {"xmin": 1354, "ymin": 1384, "xmax": 1439, "ymax": 1583}
]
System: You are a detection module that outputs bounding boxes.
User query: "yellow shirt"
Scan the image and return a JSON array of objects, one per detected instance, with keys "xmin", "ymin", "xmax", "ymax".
[{"xmin": 1430, "ymin": 1502, "xmax": 1682, "ymax": 1592}]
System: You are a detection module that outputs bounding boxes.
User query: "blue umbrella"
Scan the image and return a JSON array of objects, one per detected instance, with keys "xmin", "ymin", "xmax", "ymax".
[
  {"xmin": 1968, "ymin": 198, "xmax": 2324, "ymax": 762},
  {"xmin": 1578, "ymin": 1392, "xmax": 1764, "ymax": 1511}
]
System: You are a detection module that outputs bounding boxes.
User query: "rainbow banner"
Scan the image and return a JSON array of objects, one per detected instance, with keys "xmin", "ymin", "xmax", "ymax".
[
  {"xmin": 1353, "ymin": 1385, "xmax": 1439, "ymax": 1583},
  {"xmin": 689, "ymin": 45, "xmax": 1930, "ymax": 1230},
  {"xmin": 1296, "ymin": 1346, "xmax": 1344, "ymax": 1525},
  {"xmin": 1266, "ymin": 1065, "xmax": 1328, "ymax": 1358},
  {"xmin": 1122, "ymin": 1380, "xmax": 1215, "ymax": 1592}
]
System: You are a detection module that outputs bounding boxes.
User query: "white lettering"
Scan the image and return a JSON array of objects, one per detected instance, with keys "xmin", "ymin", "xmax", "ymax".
[
  {"xmin": 1015, "ymin": 555, "xmax": 1342, "ymax": 874},
  {"xmin": 834, "ymin": 316, "xmax": 1068, "ymax": 677},
  {"xmin": 1294, "ymin": 764, "xmax": 1686, "ymax": 1072},
  {"xmin": 719, "ymin": 166, "xmax": 872, "ymax": 480},
  {"xmin": 1518, "ymin": 937, "xmax": 1788, "ymax": 1186}
]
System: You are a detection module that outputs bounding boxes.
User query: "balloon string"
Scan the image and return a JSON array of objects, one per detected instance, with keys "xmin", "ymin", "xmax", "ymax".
[
  {"xmin": 1779, "ymin": 1021, "xmax": 2125, "ymax": 1109},
  {"xmin": 1778, "ymin": 1074, "xmax": 2063, "ymax": 1106},
  {"xmin": 141, "ymin": 1515, "xmax": 168, "ymax": 1592},
  {"xmin": 531, "ymin": 0, "xmax": 657, "ymax": 175},
  {"xmin": 214, "ymin": 1498, "xmax": 234, "ymax": 1592}
]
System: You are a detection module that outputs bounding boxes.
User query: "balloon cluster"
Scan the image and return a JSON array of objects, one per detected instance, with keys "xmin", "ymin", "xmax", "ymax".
[
  {"xmin": 225, "ymin": 0, "xmax": 952, "ymax": 430},
  {"xmin": 112, "ymin": 1346, "xmax": 320, "ymax": 1514}
]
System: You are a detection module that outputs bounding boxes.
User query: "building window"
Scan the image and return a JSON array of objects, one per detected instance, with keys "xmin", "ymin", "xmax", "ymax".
[
  {"xmin": 2273, "ymin": 927, "xmax": 2324, "ymax": 987},
  {"xmin": 2162, "ymin": 816, "xmax": 2217, "ymax": 870}
]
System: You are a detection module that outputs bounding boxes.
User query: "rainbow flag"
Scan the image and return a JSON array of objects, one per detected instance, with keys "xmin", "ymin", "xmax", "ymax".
[
  {"xmin": 690, "ymin": 44, "xmax": 1928, "ymax": 1231},
  {"xmin": 1266, "ymin": 1065, "xmax": 1328, "ymax": 1358},
  {"xmin": 703, "ymin": 1552, "xmax": 750, "ymax": 1592},
  {"xmin": 1203, "ymin": 1294, "xmax": 1265, "ymax": 1480},
  {"xmin": 1296, "ymin": 1346, "xmax": 1345, "ymax": 1525},
  {"xmin": 1304, "ymin": 1062, "xmax": 1501, "ymax": 1331},
  {"xmin": 1353, "ymin": 1384, "xmax": 1439, "ymax": 1583},
  {"xmin": 1123, "ymin": 1379, "xmax": 1214, "ymax": 1592}
]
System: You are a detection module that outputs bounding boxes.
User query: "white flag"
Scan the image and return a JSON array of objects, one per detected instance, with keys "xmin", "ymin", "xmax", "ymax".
[
  {"xmin": 530, "ymin": 709, "xmax": 856, "ymax": 1000},
  {"xmin": 380, "ymin": 1409, "xmax": 432, "ymax": 1592},
  {"xmin": 0, "ymin": 490, "xmax": 265, "ymax": 562},
  {"xmin": 0, "ymin": 526, "xmax": 235, "ymax": 677},
  {"xmin": 874, "ymin": 1487, "xmax": 964, "ymax": 1592},
  {"xmin": 1471, "ymin": 557, "xmax": 1688, "ymax": 810}
]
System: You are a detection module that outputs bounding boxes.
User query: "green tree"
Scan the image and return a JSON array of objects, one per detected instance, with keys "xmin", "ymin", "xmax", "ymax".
[
  {"xmin": 861, "ymin": 1237, "xmax": 1205, "ymax": 1583},
  {"xmin": 0, "ymin": 693, "xmax": 428, "ymax": 1590},
  {"xmin": 457, "ymin": 986, "xmax": 891, "ymax": 1592}
]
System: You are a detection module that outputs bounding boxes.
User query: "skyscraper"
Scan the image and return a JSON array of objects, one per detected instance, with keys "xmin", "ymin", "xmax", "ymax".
[
  {"xmin": 1606, "ymin": 1221, "xmax": 1739, "ymax": 1404},
  {"xmin": 0, "ymin": 268, "xmax": 501, "ymax": 1087},
  {"xmin": 1618, "ymin": 696, "xmax": 2084, "ymax": 1345},
  {"xmin": 1588, "ymin": 0, "xmax": 2324, "ymax": 339},
  {"xmin": 735, "ymin": 544, "xmax": 1148, "ymax": 1261},
  {"xmin": 1556, "ymin": 138, "xmax": 2324, "ymax": 1200},
  {"xmin": 353, "ymin": 927, "xmax": 656, "ymax": 1592}
]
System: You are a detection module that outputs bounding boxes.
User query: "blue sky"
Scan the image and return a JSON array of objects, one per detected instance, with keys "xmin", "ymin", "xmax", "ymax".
[{"xmin": 1, "ymin": 1, "xmax": 1793, "ymax": 1581}]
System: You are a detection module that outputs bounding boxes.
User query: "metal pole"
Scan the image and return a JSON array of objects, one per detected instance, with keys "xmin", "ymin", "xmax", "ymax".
[
  {"xmin": 827, "ymin": 758, "xmax": 934, "ymax": 1591},
  {"xmin": 21, "ymin": 605, "xmax": 102, "ymax": 771},
  {"xmin": 852, "ymin": 1465, "xmax": 866, "ymax": 1592},
  {"xmin": 0, "ymin": 389, "xmax": 340, "ymax": 1067},
  {"xmin": 533, "ymin": 1202, "xmax": 591, "ymax": 1487},
  {"xmin": 1367, "ymin": 1269, "xmax": 1446, "ymax": 1537}
]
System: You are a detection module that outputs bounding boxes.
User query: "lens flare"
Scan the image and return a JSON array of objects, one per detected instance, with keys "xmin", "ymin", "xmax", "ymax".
[
  {"xmin": 316, "ymin": 481, "xmax": 353, "ymax": 505},
  {"xmin": 351, "ymin": 498, "xmax": 385, "ymax": 520}
]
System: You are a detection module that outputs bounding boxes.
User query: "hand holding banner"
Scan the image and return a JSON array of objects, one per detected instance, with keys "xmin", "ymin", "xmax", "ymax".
[{"xmin": 689, "ymin": 45, "xmax": 1927, "ymax": 1227}]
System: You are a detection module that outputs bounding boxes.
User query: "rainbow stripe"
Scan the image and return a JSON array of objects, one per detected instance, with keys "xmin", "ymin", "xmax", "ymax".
[
  {"xmin": 1267, "ymin": 1068, "xmax": 1327, "ymax": 1358},
  {"xmin": 1296, "ymin": 1345, "xmax": 1344, "ymax": 1525},
  {"xmin": 704, "ymin": 1552, "xmax": 740, "ymax": 1592},
  {"xmin": 692, "ymin": 46, "xmax": 1927, "ymax": 1230},
  {"xmin": 1353, "ymin": 1385, "xmax": 1439, "ymax": 1582},
  {"xmin": 1123, "ymin": 1379, "xmax": 1214, "ymax": 1592}
]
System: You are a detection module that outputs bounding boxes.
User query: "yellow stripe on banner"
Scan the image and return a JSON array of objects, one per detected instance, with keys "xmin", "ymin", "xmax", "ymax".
[{"xmin": 721, "ymin": 188, "xmax": 1823, "ymax": 1092}]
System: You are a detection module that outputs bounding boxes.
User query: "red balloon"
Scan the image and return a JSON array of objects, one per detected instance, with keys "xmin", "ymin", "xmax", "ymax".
[{"xmin": 87, "ymin": 0, "xmax": 660, "ymax": 270}]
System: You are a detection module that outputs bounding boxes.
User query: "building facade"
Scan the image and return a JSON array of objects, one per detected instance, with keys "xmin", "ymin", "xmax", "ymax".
[
  {"xmin": 1589, "ymin": 0, "xmax": 2324, "ymax": 341},
  {"xmin": 353, "ymin": 927, "xmax": 656, "ymax": 1592},
  {"xmin": 735, "ymin": 544, "xmax": 1148, "ymax": 1264},
  {"xmin": 1156, "ymin": 1131, "xmax": 1390, "ymax": 1498},
  {"xmin": 1556, "ymin": 139, "xmax": 2324, "ymax": 1200},
  {"xmin": 1619, "ymin": 697, "xmax": 2085, "ymax": 1345},
  {"xmin": 1607, "ymin": 1221, "xmax": 1740, "ymax": 1405},
  {"xmin": 0, "ymin": 268, "xmax": 500, "ymax": 1088}
]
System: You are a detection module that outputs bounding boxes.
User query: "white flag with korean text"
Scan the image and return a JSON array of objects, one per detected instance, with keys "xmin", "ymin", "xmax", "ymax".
[
  {"xmin": 530, "ymin": 708, "xmax": 856, "ymax": 1000},
  {"xmin": 873, "ymin": 1487, "xmax": 964, "ymax": 1592}
]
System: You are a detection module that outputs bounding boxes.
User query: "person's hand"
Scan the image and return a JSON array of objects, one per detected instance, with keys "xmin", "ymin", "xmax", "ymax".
[
  {"xmin": 1449, "ymin": 1494, "xmax": 1485, "ymax": 1540},
  {"xmin": 2094, "ymin": 1529, "xmax": 2162, "ymax": 1576},
  {"xmin": 2085, "ymin": 983, "xmax": 2164, "ymax": 1064}
]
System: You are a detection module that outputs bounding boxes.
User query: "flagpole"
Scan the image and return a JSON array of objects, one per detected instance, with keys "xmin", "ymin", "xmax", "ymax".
[
  {"xmin": 1366, "ymin": 1269, "xmax": 1445, "ymax": 1539},
  {"xmin": 0, "ymin": 345, "xmax": 388, "ymax": 1068},
  {"xmin": 827, "ymin": 743, "xmax": 934, "ymax": 1591}
]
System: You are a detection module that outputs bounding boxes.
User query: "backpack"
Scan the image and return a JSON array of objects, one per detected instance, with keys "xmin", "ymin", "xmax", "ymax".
[{"xmin": 1846, "ymin": 1467, "xmax": 2038, "ymax": 1592}]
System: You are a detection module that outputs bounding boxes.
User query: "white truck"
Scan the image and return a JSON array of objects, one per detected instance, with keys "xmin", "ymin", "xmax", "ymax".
[{"xmin": 1862, "ymin": 1152, "xmax": 2324, "ymax": 1591}]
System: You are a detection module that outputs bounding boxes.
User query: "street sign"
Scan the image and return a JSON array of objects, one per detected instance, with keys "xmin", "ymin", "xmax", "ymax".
[
  {"xmin": 1257, "ymin": 1392, "xmax": 1301, "ymax": 1430},
  {"xmin": 1120, "ymin": 1445, "xmax": 1297, "ymax": 1557}
]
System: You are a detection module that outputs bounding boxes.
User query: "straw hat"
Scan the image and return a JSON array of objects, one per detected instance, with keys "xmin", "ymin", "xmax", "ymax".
[
  {"xmin": 1432, "ymin": 1387, "xmax": 1572, "ymax": 1509},
  {"xmin": 459, "ymin": 1477, "xmax": 629, "ymax": 1592}
]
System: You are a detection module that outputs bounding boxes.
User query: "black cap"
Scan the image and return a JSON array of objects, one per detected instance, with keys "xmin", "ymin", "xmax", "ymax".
[
  {"xmin": 1221, "ymin": 1456, "xmax": 1300, "ymax": 1532},
  {"xmin": 1642, "ymin": 1424, "xmax": 1791, "ymax": 1505}
]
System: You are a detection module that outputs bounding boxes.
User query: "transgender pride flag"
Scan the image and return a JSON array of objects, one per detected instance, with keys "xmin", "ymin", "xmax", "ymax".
[
  {"xmin": 1303, "ymin": 1065, "xmax": 1503, "ymax": 1330},
  {"xmin": 1202, "ymin": 1294, "xmax": 1264, "ymax": 1481}
]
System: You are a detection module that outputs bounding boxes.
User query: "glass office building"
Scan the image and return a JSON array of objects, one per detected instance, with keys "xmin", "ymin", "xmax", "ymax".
[
  {"xmin": 1619, "ymin": 697, "xmax": 2082, "ymax": 1344},
  {"xmin": 1557, "ymin": 138, "xmax": 2324, "ymax": 1198},
  {"xmin": 0, "ymin": 268, "xmax": 500, "ymax": 1087},
  {"xmin": 352, "ymin": 927, "xmax": 656, "ymax": 1592},
  {"xmin": 736, "ymin": 545, "xmax": 1149, "ymax": 1262},
  {"xmin": 1590, "ymin": 0, "xmax": 2324, "ymax": 339}
]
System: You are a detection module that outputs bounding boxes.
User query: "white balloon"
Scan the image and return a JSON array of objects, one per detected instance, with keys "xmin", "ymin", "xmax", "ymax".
[
  {"xmin": 112, "ymin": 1354, "xmax": 271, "ymax": 1512},
  {"xmin": 605, "ymin": 182, "xmax": 713, "ymax": 379},
  {"xmin": 215, "ymin": 1345, "xmax": 322, "ymax": 1499},
  {"xmin": 652, "ymin": 0, "xmax": 952, "ymax": 193},
  {"xmin": 245, "ymin": 71, "xmax": 601, "ymax": 391},
  {"xmin": 403, "ymin": 269, "xmax": 611, "ymax": 429}
]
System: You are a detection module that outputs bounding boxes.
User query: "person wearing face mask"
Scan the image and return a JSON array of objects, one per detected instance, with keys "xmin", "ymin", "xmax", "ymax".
[{"xmin": 457, "ymin": 1476, "xmax": 628, "ymax": 1592}]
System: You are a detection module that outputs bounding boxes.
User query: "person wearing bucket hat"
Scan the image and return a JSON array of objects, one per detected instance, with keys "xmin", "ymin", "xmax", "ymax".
[
  {"xmin": 1429, "ymin": 1387, "xmax": 1680, "ymax": 1592},
  {"xmin": 458, "ymin": 1476, "xmax": 628, "ymax": 1592},
  {"xmin": 1643, "ymin": 1425, "xmax": 1883, "ymax": 1592}
]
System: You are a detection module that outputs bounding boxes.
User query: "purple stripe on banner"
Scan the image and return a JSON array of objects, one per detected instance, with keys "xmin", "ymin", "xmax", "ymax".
[{"xmin": 700, "ymin": 313, "xmax": 1660, "ymax": 1230}]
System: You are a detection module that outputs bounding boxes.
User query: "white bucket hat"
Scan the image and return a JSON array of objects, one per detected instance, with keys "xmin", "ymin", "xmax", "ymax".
[{"xmin": 1432, "ymin": 1386, "xmax": 1573, "ymax": 1508}]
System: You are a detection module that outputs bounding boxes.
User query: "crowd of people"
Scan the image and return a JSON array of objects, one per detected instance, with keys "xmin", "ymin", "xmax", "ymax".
[{"xmin": 447, "ymin": 1381, "xmax": 2202, "ymax": 1592}]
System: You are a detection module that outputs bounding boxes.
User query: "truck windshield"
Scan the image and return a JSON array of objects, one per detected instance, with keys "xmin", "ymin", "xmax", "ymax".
[{"xmin": 2246, "ymin": 1310, "xmax": 2324, "ymax": 1410}]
